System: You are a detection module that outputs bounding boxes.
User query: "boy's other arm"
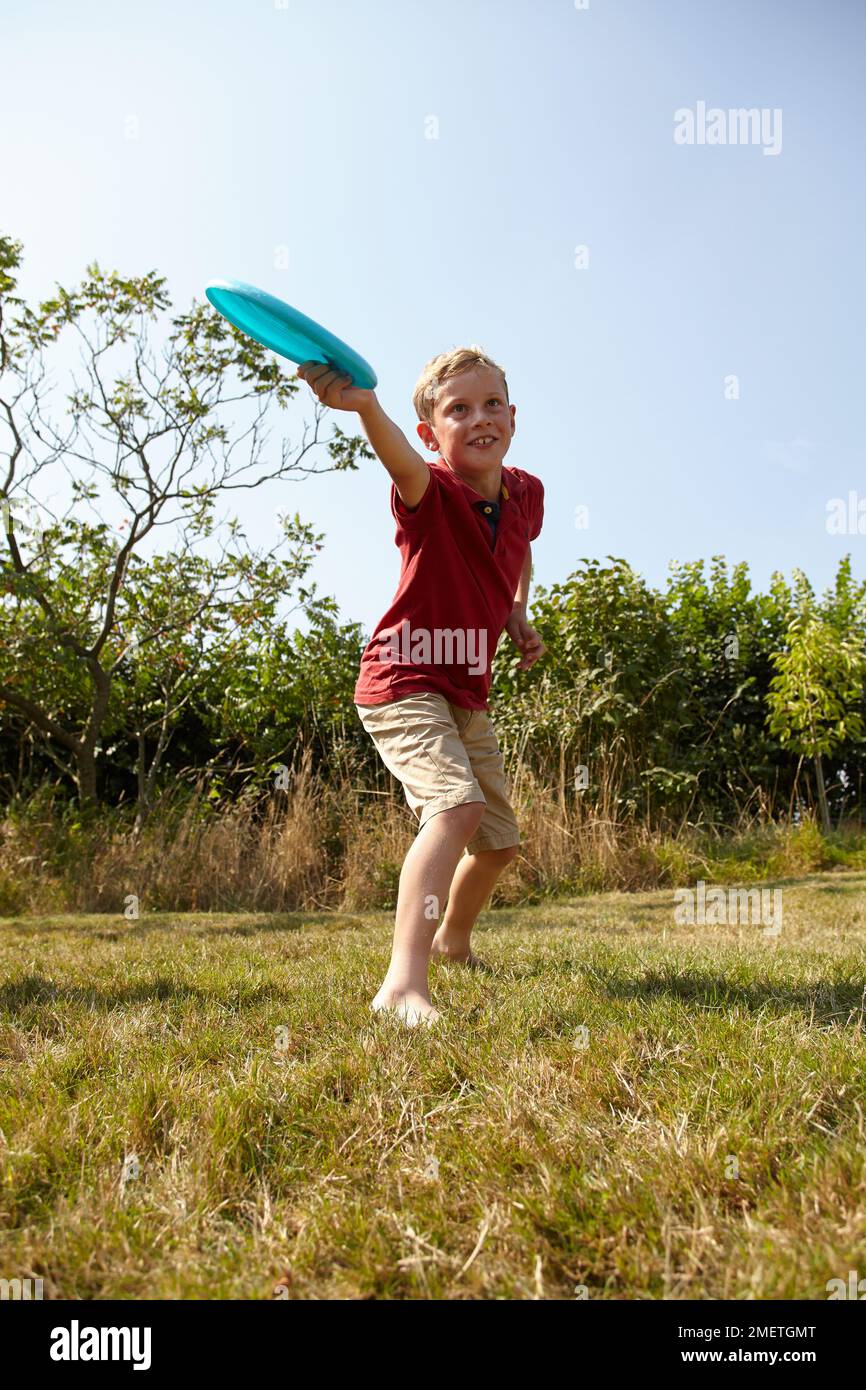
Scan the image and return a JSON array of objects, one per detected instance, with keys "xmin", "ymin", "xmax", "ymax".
[
  {"xmin": 505, "ymin": 544, "xmax": 545, "ymax": 670},
  {"xmin": 295, "ymin": 362, "xmax": 429, "ymax": 510},
  {"xmin": 513, "ymin": 543, "xmax": 532, "ymax": 612}
]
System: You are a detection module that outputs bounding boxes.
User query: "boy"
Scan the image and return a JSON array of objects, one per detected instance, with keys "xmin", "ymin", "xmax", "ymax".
[{"xmin": 296, "ymin": 347, "xmax": 545, "ymax": 1026}]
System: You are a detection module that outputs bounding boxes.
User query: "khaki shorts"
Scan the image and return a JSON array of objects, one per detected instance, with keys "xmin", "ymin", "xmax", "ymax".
[{"xmin": 355, "ymin": 692, "xmax": 520, "ymax": 853}]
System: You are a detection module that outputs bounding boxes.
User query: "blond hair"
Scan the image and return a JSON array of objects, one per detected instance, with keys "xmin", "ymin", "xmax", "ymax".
[{"xmin": 412, "ymin": 345, "xmax": 509, "ymax": 426}]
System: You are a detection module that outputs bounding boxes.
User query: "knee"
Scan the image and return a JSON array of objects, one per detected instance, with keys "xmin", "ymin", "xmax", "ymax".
[
  {"xmin": 441, "ymin": 800, "xmax": 486, "ymax": 836},
  {"xmin": 477, "ymin": 842, "xmax": 519, "ymax": 866}
]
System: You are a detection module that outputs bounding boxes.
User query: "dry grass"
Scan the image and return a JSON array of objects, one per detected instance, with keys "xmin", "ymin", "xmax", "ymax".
[
  {"xmin": 1, "ymin": 760, "xmax": 863, "ymax": 916},
  {"xmin": 1, "ymin": 871, "xmax": 865, "ymax": 1299}
]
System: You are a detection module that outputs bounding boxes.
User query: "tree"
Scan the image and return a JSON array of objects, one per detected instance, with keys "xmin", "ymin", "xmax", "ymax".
[
  {"xmin": 665, "ymin": 556, "xmax": 791, "ymax": 821},
  {"xmin": 0, "ymin": 234, "xmax": 373, "ymax": 809},
  {"xmin": 492, "ymin": 557, "xmax": 689, "ymax": 820},
  {"xmin": 101, "ymin": 531, "xmax": 338, "ymax": 829},
  {"xmin": 766, "ymin": 568, "xmax": 866, "ymax": 834}
]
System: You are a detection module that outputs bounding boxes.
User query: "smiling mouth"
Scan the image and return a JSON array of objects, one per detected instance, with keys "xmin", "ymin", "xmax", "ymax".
[{"xmin": 468, "ymin": 436, "xmax": 497, "ymax": 448}]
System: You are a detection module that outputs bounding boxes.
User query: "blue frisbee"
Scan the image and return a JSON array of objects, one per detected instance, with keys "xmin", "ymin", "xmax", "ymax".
[{"xmin": 205, "ymin": 278, "xmax": 378, "ymax": 390}]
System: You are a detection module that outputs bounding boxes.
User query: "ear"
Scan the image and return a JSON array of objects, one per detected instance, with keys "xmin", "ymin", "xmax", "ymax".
[
  {"xmin": 509, "ymin": 403, "xmax": 516, "ymax": 435},
  {"xmin": 416, "ymin": 421, "xmax": 439, "ymax": 452}
]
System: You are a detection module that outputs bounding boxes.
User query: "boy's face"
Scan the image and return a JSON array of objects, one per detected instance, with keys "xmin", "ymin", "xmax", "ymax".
[{"xmin": 416, "ymin": 366, "xmax": 516, "ymax": 479}]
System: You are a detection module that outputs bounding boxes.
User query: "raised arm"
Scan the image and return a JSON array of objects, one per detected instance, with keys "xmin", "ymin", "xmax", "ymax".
[
  {"xmin": 357, "ymin": 395, "xmax": 430, "ymax": 509},
  {"xmin": 296, "ymin": 362, "xmax": 430, "ymax": 509}
]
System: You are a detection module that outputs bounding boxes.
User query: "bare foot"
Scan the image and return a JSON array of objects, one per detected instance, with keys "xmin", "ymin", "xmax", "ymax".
[
  {"xmin": 430, "ymin": 939, "xmax": 493, "ymax": 972},
  {"xmin": 370, "ymin": 988, "xmax": 440, "ymax": 1027}
]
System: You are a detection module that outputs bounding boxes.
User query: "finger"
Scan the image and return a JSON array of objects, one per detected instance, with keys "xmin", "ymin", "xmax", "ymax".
[
  {"xmin": 304, "ymin": 361, "xmax": 332, "ymax": 383},
  {"xmin": 305, "ymin": 364, "xmax": 341, "ymax": 396},
  {"xmin": 322, "ymin": 370, "xmax": 349, "ymax": 396},
  {"xmin": 309, "ymin": 370, "xmax": 345, "ymax": 405},
  {"xmin": 297, "ymin": 360, "xmax": 327, "ymax": 384}
]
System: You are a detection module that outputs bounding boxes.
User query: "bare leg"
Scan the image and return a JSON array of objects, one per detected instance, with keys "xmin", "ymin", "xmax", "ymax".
[
  {"xmin": 431, "ymin": 844, "xmax": 519, "ymax": 965},
  {"xmin": 371, "ymin": 801, "xmax": 486, "ymax": 1025}
]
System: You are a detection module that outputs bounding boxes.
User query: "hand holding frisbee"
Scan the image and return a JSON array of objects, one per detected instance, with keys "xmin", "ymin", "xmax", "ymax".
[
  {"xmin": 205, "ymin": 278, "xmax": 378, "ymax": 390},
  {"xmin": 295, "ymin": 360, "xmax": 374, "ymax": 413}
]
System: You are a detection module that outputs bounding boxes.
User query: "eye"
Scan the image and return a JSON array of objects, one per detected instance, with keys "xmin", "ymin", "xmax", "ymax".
[{"xmin": 487, "ymin": 397, "xmax": 502, "ymax": 406}]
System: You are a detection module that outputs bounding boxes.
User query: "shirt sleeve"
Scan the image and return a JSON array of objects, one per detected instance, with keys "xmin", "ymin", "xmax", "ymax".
[
  {"xmin": 528, "ymin": 476, "xmax": 544, "ymax": 541},
  {"xmin": 389, "ymin": 465, "xmax": 442, "ymax": 532}
]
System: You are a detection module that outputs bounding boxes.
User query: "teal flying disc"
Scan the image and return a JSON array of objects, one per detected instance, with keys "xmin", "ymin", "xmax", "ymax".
[{"xmin": 205, "ymin": 278, "xmax": 378, "ymax": 390}]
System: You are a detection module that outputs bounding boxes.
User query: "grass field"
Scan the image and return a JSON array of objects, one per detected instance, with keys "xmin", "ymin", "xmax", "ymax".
[{"xmin": 2, "ymin": 870, "xmax": 865, "ymax": 1300}]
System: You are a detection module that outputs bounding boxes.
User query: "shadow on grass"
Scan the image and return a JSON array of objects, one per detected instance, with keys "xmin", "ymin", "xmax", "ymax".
[
  {"xmin": 0, "ymin": 973, "xmax": 299, "ymax": 1012},
  {"xmin": 0, "ymin": 911, "xmax": 382, "ymax": 939},
  {"xmin": 806, "ymin": 879, "xmax": 866, "ymax": 895},
  {"xmin": 584, "ymin": 964, "xmax": 864, "ymax": 1024}
]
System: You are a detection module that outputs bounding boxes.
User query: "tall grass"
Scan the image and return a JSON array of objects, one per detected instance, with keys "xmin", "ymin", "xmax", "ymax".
[{"xmin": 1, "ymin": 741, "xmax": 863, "ymax": 916}]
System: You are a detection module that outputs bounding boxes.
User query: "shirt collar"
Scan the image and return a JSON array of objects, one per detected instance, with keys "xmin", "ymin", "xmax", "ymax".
[{"xmin": 437, "ymin": 458, "xmax": 515, "ymax": 505}]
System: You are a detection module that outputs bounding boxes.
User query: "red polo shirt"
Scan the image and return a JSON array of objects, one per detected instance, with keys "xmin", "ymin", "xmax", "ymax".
[{"xmin": 353, "ymin": 458, "xmax": 544, "ymax": 710}]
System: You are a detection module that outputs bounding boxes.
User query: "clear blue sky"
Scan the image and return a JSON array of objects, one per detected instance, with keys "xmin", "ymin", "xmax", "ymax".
[{"xmin": 4, "ymin": 0, "xmax": 864, "ymax": 637}]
